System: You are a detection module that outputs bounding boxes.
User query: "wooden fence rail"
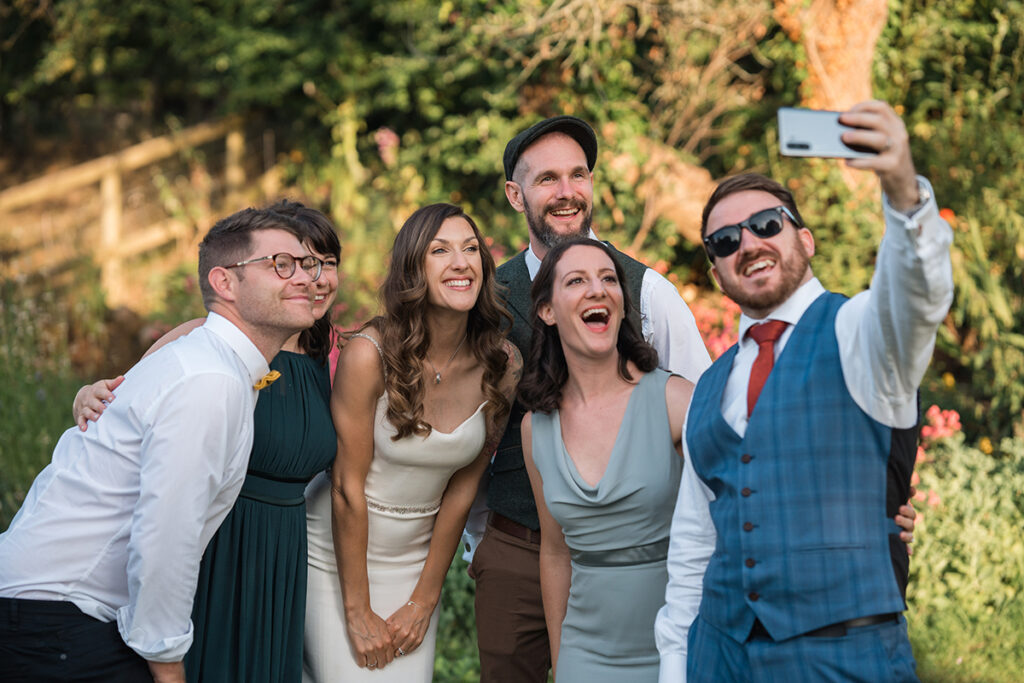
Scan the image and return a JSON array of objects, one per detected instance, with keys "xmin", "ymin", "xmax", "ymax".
[{"xmin": 0, "ymin": 116, "xmax": 268, "ymax": 308}]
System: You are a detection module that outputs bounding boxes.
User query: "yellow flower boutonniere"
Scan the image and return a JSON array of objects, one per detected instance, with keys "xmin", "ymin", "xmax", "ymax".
[{"xmin": 253, "ymin": 370, "xmax": 281, "ymax": 390}]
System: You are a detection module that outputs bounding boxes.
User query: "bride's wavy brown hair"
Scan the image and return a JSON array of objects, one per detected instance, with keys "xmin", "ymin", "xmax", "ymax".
[{"xmin": 359, "ymin": 203, "xmax": 511, "ymax": 440}]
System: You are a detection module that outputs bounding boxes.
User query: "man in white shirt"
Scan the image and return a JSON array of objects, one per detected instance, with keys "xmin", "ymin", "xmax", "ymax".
[
  {"xmin": 0, "ymin": 208, "xmax": 322, "ymax": 682},
  {"xmin": 655, "ymin": 100, "xmax": 953, "ymax": 682},
  {"xmin": 469, "ymin": 115, "xmax": 712, "ymax": 682}
]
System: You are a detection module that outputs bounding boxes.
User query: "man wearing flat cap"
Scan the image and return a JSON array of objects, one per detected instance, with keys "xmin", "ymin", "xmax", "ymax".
[{"xmin": 465, "ymin": 115, "xmax": 712, "ymax": 682}]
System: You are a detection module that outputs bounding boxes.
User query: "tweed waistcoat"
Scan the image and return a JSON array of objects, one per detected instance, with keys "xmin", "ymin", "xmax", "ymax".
[
  {"xmin": 486, "ymin": 245, "xmax": 647, "ymax": 529},
  {"xmin": 686, "ymin": 291, "xmax": 916, "ymax": 642}
]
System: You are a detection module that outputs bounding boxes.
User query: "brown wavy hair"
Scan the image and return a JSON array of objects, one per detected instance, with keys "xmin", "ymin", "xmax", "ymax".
[
  {"xmin": 518, "ymin": 238, "xmax": 658, "ymax": 414},
  {"xmin": 358, "ymin": 203, "xmax": 511, "ymax": 440}
]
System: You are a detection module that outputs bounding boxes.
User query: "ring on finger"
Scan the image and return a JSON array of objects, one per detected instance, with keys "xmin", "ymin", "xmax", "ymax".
[
  {"xmin": 882, "ymin": 137, "xmax": 892, "ymax": 152},
  {"xmin": 397, "ymin": 647, "xmax": 406, "ymax": 656}
]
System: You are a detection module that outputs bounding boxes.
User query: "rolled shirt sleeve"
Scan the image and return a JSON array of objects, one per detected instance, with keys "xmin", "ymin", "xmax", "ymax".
[
  {"xmin": 117, "ymin": 372, "xmax": 253, "ymax": 662},
  {"xmin": 837, "ymin": 176, "xmax": 955, "ymax": 428}
]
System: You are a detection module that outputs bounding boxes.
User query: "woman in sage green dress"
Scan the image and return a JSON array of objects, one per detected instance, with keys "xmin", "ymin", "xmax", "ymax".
[
  {"xmin": 517, "ymin": 238, "xmax": 694, "ymax": 682},
  {"xmin": 72, "ymin": 201, "xmax": 341, "ymax": 682}
]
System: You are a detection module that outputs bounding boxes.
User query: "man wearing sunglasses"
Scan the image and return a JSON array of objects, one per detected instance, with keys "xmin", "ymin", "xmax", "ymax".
[
  {"xmin": 0, "ymin": 207, "xmax": 319, "ymax": 682},
  {"xmin": 656, "ymin": 100, "xmax": 953, "ymax": 682}
]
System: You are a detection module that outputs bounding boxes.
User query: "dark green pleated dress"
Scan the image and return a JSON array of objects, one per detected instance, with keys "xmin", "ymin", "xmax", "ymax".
[{"xmin": 185, "ymin": 351, "xmax": 336, "ymax": 683}]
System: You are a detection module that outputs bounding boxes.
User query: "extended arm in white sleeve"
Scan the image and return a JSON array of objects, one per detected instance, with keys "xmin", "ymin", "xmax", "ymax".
[
  {"xmin": 837, "ymin": 176, "xmax": 954, "ymax": 428},
  {"xmin": 656, "ymin": 430, "xmax": 717, "ymax": 683},
  {"xmin": 641, "ymin": 269, "xmax": 713, "ymax": 384},
  {"xmin": 118, "ymin": 372, "xmax": 251, "ymax": 662}
]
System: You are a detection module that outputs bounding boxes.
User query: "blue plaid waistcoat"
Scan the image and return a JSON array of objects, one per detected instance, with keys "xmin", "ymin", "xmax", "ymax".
[{"xmin": 686, "ymin": 291, "xmax": 914, "ymax": 643}]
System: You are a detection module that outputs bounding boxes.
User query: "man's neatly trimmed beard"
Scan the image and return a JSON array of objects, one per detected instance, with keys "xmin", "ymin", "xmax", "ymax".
[
  {"xmin": 524, "ymin": 195, "xmax": 592, "ymax": 249},
  {"xmin": 724, "ymin": 240, "xmax": 811, "ymax": 314}
]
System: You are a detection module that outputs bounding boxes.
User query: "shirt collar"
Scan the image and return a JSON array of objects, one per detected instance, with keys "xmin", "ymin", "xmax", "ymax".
[
  {"xmin": 524, "ymin": 229, "xmax": 600, "ymax": 281},
  {"xmin": 737, "ymin": 277, "xmax": 826, "ymax": 343},
  {"xmin": 202, "ymin": 312, "xmax": 270, "ymax": 385}
]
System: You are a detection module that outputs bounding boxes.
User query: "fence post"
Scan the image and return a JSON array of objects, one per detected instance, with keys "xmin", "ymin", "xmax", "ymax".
[
  {"xmin": 100, "ymin": 164, "xmax": 125, "ymax": 306},
  {"xmin": 226, "ymin": 123, "xmax": 245, "ymax": 209}
]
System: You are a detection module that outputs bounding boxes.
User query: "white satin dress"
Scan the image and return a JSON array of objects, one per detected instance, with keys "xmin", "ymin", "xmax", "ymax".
[{"xmin": 303, "ymin": 384, "xmax": 487, "ymax": 682}]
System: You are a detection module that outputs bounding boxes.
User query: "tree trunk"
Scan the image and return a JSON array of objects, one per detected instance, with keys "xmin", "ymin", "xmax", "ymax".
[{"xmin": 775, "ymin": 0, "xmax": 888, "ymax": 191}]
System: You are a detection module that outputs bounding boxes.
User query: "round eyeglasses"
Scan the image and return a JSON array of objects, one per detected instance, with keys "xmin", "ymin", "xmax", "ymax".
[{"xmin": 225, "ymin": 253, "xmax": 323, "ymax": 281}]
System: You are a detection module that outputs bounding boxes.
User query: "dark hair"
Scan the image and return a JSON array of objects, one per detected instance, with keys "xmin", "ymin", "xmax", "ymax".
[
  {"xmin": 700, "ymin": 173, "xmax": 805, "ymax": 240},
  {"xmin": 363, "ymin": 203, "xmax": 511, "ymax": 440},
  {"xmin": 197, "ymin": 207, "xmax": 306, "ymax": 308},
  {"xmin": 518, "ymin": 238, "xmax": 658, "ymax": 413},
  {"xmin": 266, "ymin": 199, "xmax": 342, "ymax": 363}
]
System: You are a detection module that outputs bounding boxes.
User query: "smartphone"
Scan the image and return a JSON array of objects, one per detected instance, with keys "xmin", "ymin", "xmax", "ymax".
[{"xmin": 777, "ymin": 107, "xmax": 877, "ymax": 159}]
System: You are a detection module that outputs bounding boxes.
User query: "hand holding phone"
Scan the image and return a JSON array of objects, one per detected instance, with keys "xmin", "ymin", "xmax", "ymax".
[{"xmin": 777, "ymin": 107, "xmax": 878, "ymax": 159}]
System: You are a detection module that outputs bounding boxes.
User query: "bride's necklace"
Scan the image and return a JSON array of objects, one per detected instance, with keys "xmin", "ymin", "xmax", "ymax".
[{"xmin": 426, "ymin": 334, "xmax": 467, "ymax": 384}]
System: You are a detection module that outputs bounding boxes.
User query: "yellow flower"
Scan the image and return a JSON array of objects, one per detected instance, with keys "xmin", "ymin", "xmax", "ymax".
[
  {"xmin": 942, "ymin": 372, "xmax": 955, "ymax": 389},
  {"xmin": 979, "ymin": 437, "xmax": 993, "ymax": 455},
  {"xmin": 254, "ymin": 370, "xmax": 281, "ymax": 390}
]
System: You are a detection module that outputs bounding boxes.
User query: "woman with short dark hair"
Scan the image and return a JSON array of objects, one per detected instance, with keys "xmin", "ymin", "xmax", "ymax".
[{"xmin": 518, "ymin": 237, "xmax": 693, "ymax": 682}]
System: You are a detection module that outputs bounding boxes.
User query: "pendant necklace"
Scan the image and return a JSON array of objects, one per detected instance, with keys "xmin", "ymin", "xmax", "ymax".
[{"xmin": 426, "ymin": 334, "xmax": 467, "ymax": 385}]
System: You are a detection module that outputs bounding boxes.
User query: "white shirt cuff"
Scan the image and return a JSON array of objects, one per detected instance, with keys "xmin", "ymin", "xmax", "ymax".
[{"xmin": 659, "ymin": 652, "xmax": 686, "ymax": 683}]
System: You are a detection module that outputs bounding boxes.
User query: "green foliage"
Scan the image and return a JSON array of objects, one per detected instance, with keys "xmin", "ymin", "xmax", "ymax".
[
  {"xmin": 876, "ymin": 0, "xmax": 1024, "ymax": 441},
  {"xmin": 0, "ymin": 284, "xmax": 86, "ymax": 529},
  {"xmin": 908, "ymin": 435, "xmax": 1024, "ymax": 681},
  {"xmin": 435, "ymin": 557, "xmax": 480, "ymax": 681}
]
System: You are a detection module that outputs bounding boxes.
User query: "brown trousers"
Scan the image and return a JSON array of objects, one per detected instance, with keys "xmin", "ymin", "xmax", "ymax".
[{"xmin": 469, "ymin": 522, "xmax": 551, "ymax": 683}]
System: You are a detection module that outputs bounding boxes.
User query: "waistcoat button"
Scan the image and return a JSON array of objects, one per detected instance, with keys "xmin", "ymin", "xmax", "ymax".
[
  {"xmin": 741, "ymin": 487, "xmax": 752, "ymax": 496},
  {"xmin": 743, "ymin": 521, "xmax": 754, "ymax": 532},
  {"xmin": 741, "ymin": 454, "xmax": 752, "ymax": 464},
  {"xmin": 745, "ymin": 558, "xmax": 756, "ymax": 568}
]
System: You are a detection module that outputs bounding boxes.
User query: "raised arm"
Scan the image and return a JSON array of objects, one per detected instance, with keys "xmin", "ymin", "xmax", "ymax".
[
  {"xmin": 522, "ymin": 411, "xmax": 572, "ymax": 676},
  {"xmin": 329, "ymin": 332, "xmax": 394, "ymax": 671},
  {"xmin": 836, "ymin": 101, "xmax": 954, "ymax": 429},
  {"xmin": 386, "ymin": 341, "xmax": 523, "ymax": 656}
]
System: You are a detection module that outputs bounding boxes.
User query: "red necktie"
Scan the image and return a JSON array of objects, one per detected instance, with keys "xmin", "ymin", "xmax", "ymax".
[{"xmin": 747, "ymin": 320, "xmax": 788, "ymax": 417}]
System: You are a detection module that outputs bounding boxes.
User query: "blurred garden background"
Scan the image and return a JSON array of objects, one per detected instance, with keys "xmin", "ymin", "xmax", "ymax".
[{"xmin": 1, "ymin": 1, "xmax": 1021, "ymax": 680}]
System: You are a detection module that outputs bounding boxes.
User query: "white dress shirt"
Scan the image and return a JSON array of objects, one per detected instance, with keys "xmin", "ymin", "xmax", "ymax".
[
  {"xmin": 460, "ymin": 235, "xmax": 714, "ymax": 562},
  {"xmin": 655, "ymin": 177, "xmax": 954, "ymax": 682},
  {"xmin": 0, "ymin": 313, "xmax": 267, "ymax": 663}
]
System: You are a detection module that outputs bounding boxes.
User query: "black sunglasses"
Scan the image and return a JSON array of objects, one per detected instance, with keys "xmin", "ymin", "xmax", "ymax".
[{"xmin": 703, "ymin": 206, "xmax": 802, "ymax": 260}]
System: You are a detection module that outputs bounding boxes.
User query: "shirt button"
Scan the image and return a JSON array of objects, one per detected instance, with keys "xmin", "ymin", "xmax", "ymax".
[
  {"xmin": 741, "ymin": 487, "xmax": 752, "ymax": 497},
  {"xmin": 741, "ymin": 454, "xmax": 752, "ymax": 464},
  {"xmin": 749, "ymin": 592, "xmax": 760, "ymax": 601},
  {"xmin": 60, "ymin": 653, "xmax": 68, "ymax": 661},
  {"xmin": 746, "ymin": 558, "xmax": 756, "ymax": 568},
  {"xmin": 743, "ymin": 521, "xmax": 754, "ymax": 532}
]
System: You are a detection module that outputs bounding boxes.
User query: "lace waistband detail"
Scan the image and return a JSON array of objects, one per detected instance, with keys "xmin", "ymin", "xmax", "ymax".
[{"xmin": 365, "ymin": 496, "xmax": 441, "ymax": 516}]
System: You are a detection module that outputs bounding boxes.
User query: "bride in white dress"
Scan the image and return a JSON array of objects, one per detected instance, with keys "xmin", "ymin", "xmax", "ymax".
[{"xmin": 304, "ymin": 203, "xmax": 520, "ymax": 682}]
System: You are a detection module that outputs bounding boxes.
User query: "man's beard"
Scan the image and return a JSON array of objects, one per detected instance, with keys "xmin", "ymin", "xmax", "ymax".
[
  {"xmin": 724, "ymin": 240, "xmax": 811, "ymax": 314},
  {"xmin": 523, "ymin": 195, "xmax": 592, "ymax": 249}
]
